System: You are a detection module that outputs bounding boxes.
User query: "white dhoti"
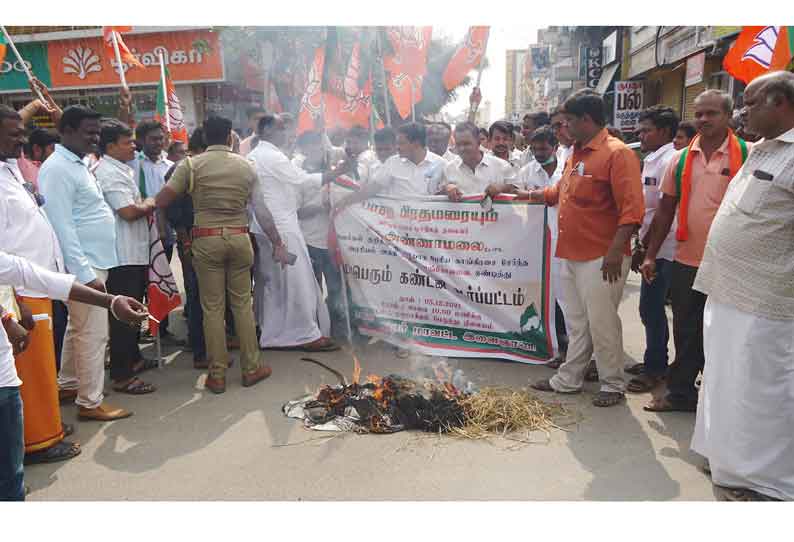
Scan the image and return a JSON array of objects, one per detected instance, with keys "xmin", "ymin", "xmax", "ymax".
[
  {"xmin": 692, "ymin": 298, "xmax": 794, "ymax": 501},
  {"xmin": 253, "ymin": 231, "xmax": 330, "ymax": 348}
]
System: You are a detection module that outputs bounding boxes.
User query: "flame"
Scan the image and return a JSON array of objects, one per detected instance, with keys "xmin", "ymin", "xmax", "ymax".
[
  {"xmin": 352, "ymin": 353, "xmax": 362, "ymax": 386},
  {"xmin": 367, "ymin": 374, "xmax": 382, "ymax": 385}
]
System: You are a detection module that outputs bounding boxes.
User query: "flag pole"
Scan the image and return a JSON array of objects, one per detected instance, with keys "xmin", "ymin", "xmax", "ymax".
[
  {"xmin": 158, "ymin": 50, "xmax": 171, "ymax": 133},
  {"xmin": 376, "ymin": 31, "xmax": 392, "ymax": 127},
  {"xmin": 110, "ymin": 30, "xmax": 128, "ymax": 90},
  {"xmin": 0, "ymin": 25, "xmax": 46, "ymax": 104},
  {"xmin": 469, "ymin": 29, "xmax": 490, "ymax": 118}
]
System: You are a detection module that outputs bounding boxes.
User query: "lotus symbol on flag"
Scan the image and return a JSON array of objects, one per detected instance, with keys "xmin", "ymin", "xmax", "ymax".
[
  {"xmin": 742, "ymin": 26, "xmax": 779, "ymax": 68},
  {"xmin": 168, "ymin": 89, "xmax": 186, "ymax": 133},
  {"xmin": 300, "ymin": 64, "xmax": 323, "ymax": 119},
  {"xmin": 464, "ymin": 30, "xmax": 485, "ymax": 64},
  {"xmin": 388, "ymin": 27, "xmax": 428, "ymax": 66},
  {"xmin": 63, "ymin": 47, "xmax": 102, "ymax": 80}
]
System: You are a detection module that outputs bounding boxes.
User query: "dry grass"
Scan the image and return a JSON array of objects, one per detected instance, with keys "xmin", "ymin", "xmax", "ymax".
[{"xmin": 448, "ymin": 387, "xmax": 579, "ymax": 444}]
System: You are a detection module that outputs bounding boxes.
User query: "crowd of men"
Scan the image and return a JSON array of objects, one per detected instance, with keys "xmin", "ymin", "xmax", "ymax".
[{"xmin": 0, "ymin": 69, "xmax": 792, "ymax": 502}]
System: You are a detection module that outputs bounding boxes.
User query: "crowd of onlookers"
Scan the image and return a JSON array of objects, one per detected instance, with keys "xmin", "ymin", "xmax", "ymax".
[{"xmin": 2, "ymin": 70, "xmax": 793, "ymax": 502}]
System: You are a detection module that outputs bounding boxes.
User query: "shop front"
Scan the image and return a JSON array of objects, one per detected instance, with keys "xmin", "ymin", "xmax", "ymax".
[{"xmin": 0, "ymin": 28, "xmax": 224, "ymax": 132}]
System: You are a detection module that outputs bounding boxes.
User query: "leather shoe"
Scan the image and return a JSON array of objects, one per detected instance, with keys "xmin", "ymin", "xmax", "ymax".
[
  {"xmin": 242, "ymin": 365, "xmax": 272, "ymax": 387},
  {"xmin": 78, "ymin": 403, "xmax": 133, "ymax": 421},
  {"xmin": 205, "ymin": 374, "xmax": 226, "ymax": 394}
]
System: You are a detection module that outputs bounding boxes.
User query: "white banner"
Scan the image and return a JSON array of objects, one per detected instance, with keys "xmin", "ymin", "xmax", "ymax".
[{"xmin": 333, "ymin": 187, "xmax": 555, "ymax": 364}]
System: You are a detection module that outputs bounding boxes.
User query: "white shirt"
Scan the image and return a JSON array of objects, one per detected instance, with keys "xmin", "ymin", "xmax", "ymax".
[
  {"xmin": 249, "ymin": 140, "xmax": 322, "ymax": 235},
  {"xmin": 520, "ymin": 146, "xmax": 535, "ymax": 166},
  {"xmin": 355, "ymin": 149, "xmax": 381, "ymax": 187},
  {"xmin": 0, "ymin": 159, "xmax": 64, "ymax": 297},
  {"xmin": 443, "ymin": 152, "xmax": 515, "ymax": 194},
  {"xmin": 557, "ymin": 145, "xmax": 573, "ymax": 168},
  {"xmin": 516, "ymin": 158, "xmax": 564, "ymax": 241},
  {"xmin": 0, "ymin": 251, "xmax": 75, "ymax": 388},
  {"xmin": 95, "ymin": 156, "xmax": 150, "ymax": 267},
  {"xmin": 371, "ymin": 150, "xmax": 446, "ymax": 197},
  {"xmin": 694, "ymin": 127, "xmax": 794, "ymax": 320},
  {"xmin": 292, "ymin": 155, "xmax": 331, "ymax": 250},
  {"xmin": 128, "ymin": 152, "xmax": 172, "ymax": 200},
  {"xmin": 443, "ymin": 149, "xmax": 458, "ymax": 163},
  {"xmin": 640, "ymin": 142, "xmax": 677, "ymax": 262}
]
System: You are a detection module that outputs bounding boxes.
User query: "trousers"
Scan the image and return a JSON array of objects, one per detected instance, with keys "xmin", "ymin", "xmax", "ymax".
[
  {"xmin": 58, "ymin": 268, "xmax": 109, "ymax": 409},
  {"xmin": 192, "ymin": 231, "xmax": 262, "ymax": 379},
  {"xmin": 551, "ymin": 256, "xmax": 630, "ymax": 394}
]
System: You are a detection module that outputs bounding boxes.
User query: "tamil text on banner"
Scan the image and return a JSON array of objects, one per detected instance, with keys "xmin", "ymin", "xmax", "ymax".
[
  {"xmin": 333, "ymin": 189, "xmax": 555, "ymax": 364},
  {"xmin": 613, "ymin": 80, "xmax": 643, "ymax": 134},
  {"xmin": 47, "ymin": 29, "xmax": 223, "ymax": 89}
]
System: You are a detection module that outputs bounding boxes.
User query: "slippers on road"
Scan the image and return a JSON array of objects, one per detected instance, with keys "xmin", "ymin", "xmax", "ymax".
[{"xmin": 643, "ymin": 397, "xmax": 697, "ymax": 412}]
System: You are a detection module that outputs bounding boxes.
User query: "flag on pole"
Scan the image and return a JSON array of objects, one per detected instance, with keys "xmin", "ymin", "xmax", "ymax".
[
  {"xmin": 324, "ymin": 42, "xmax": 373, "ymax": 130},
  {"xmin": 0, "ymin": 31, "xmax": 7, "ymax": 65},
  {"xmin": 724, "ymin": 26, "xmax": 794, "ymax": 84},
  {"xmin": 156, "ymin": 65, "xmax": 188, "ymax": 143},
  {"xmin": 383, "ymin": 27, "xmax": 432, "ymax": 120},
  {"xmin": 146, "ymin": 217, "xmax": 181, "ymax": 335},
  {"xmin": 102, "ymin": 26, "xmax": 144, "ymax": 70},
  {"xmin": 442, "ymin": 26, "xmax": 489, "ymax": 91},
  {"xmin": 297, "ymin": 46, "xmax": 326, "ymax": 134}
]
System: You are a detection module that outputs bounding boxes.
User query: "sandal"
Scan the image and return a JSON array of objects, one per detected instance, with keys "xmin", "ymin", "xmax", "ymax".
[
  {"xmin": 546, "ymin": 355, "xmax": 565, "ymax": 369},
  {"xmin": 625, "ymin": 363, "xmax": 645, "ymax": 376},
  {"xmin": 24, "ymin": 440, "xmax": 81, "ymax": 465},
  {"xmin": 112, "ymin": 377, "xmax": 156, "ymax": 395},
  {"xmin": 530, "ymin": 378, "xmax": 581, "ymax": 394},
  {"xmin": 626, "ymin": 374, "xmax": 662, "ymax": 393},
  {"xmin": 132, "ymin": 357, "xmax": 159, "ymax": 375},
  {"xmin": 593, "ymin": 391, "xmax": 625, "ymax": 407},
  {"xmin": 643, "ymin": 396, "xmax": 696, "ymax": 412}
]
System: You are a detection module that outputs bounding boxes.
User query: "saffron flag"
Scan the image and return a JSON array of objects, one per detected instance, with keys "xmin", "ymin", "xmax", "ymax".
[
  {"xmin": 324, "ymin": 43, "xmax": 372, "ymax": 130},
  {"xmin": 102, "ymin": 26, "xmax": 144, "ymax": 70},
  {"xmin": 156, "ymin": 65, "xmax": 188, "ymax": 144},
  {"xmin": 442, "ymin": 26, "xmax": 489, "ymax": 91},
  {"xmin": 297, "ymin": 46, "xmax": 326, "ymax": 134},
  {"xmin": 0, "ymin": 31, "xmax": 7, "ymax": 65},
  {"xmin": 724, "ymin": 26, "xmax": 794, "ymax": 84},
  {"xmin": 383, "ymin": 27, "xmax": 432, "ymax": 120},
  {"xmin": 146, "ymin": 217, "xmax": 181, "ymax": 335}
]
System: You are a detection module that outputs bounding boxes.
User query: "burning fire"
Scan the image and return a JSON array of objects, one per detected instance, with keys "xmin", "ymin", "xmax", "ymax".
[{"xmin": 352, "ymin": 353, "xmax": 362, "ymax": 386}]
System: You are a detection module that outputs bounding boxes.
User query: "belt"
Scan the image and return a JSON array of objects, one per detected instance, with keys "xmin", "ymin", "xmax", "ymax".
[{"xmin": 191, "ymin": 226, "xmax": 249, "ymax": 238}]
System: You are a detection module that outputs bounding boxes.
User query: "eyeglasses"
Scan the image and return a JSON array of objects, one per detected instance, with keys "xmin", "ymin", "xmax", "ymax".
[{"xmin": 23, "ymin": 182, "xmax": 46, "ymax": 207}]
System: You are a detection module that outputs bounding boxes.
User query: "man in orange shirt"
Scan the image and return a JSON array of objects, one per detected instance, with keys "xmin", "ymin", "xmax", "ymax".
[
  {"xmin": 527, "ymin": 89, "xmax": 644, "ymax": 407},
  {"xmin": 640, "ymin": 89, "xmax": 750, "ymax": 412}
]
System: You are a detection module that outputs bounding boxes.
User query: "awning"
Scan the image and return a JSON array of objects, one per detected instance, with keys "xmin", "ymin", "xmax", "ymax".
[{"xmin": 595, "ymin": 63, "xmax": 620, "ymax": 96}]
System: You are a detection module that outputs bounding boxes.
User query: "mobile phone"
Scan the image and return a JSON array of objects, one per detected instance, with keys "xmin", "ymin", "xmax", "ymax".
[{"xmin": 286, "ymin": 251, "xmax": 298, "ymax": 266}]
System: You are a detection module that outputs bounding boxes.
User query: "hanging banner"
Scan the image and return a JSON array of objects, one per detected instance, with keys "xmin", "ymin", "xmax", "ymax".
[
  {"xmin": 333, "ymin": 187, "xmax": 555, "ymax": 364},
  {"xmin": 0, "ymin": 42, "xmax": 52, "ymax": 93},
  {"xmin": 47, "ymin": 29, "xmax": 223, "ymax": 89},
  {"xmin": 613, "ymin": 80, "xmax": 644, "ymax": 133}
]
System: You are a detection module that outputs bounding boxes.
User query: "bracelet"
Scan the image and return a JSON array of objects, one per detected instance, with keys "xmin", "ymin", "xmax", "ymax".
[{"xmin": 109, "ymin": 295, "xmax": 122, "ymax": 321}]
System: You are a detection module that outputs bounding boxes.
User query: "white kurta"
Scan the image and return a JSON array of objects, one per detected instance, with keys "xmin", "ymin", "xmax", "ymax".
[
  {"xmin": 248, "ymin": 140, "xmax": 330, "ymax": 347},
  {"xmin": 692, "ymin": 298, "xmax": 794, "ymax": 500}
]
